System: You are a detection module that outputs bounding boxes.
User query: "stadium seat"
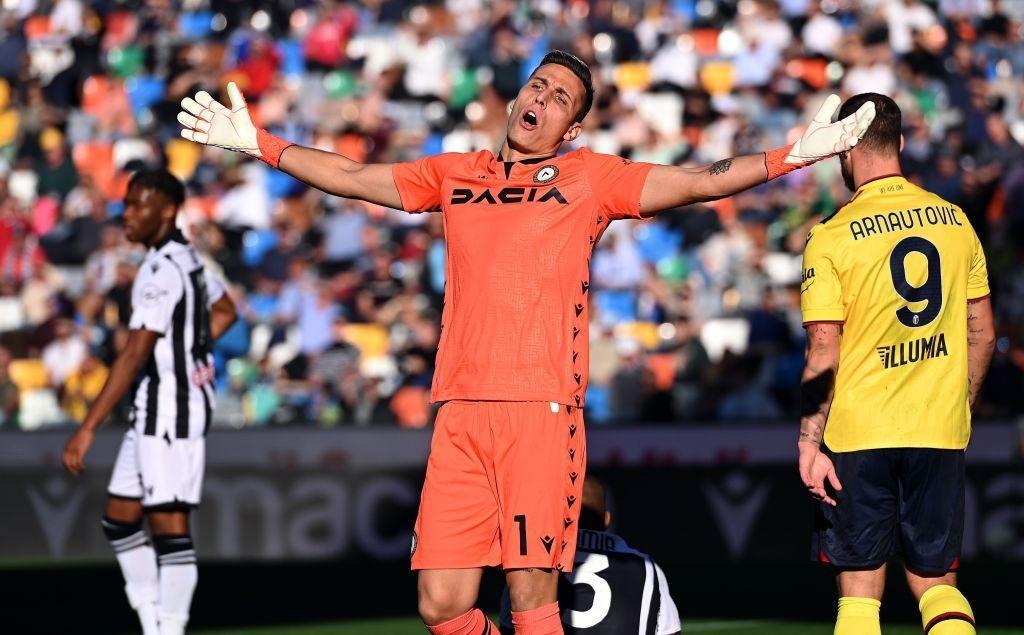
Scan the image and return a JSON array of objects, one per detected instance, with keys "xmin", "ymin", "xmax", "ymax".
[
  {"xmin": 584, "ymin": 384, "xmax": 611, "ymax": 423},
  {"xmin": 343, "ymin": 324, "xmax": 390, "ymax": 360},
  {"xmin": 635, "ymin": 221, "xmax": 682, "ymax": 264},
  {"xmin": 391, "ymin": 385, "xmax": 430, "ymax": 428},
  {"xmin": 645, "ymin": 353, "xmax": 677, "ymax": 391},
  {"xmin": 113, "ymin": 137, "xmax": 155, "ymax": 170},
  {"xmin": 125, "ymin": 76, "xmax": 167, "ymax": 117},
  {"xmin": 102, "ymin": 12, "xmax": 138, "ymax": 50},
  {"xmin": 700, "ymin": 318, "xmax": 751, "ymax": 362},
  {"xmin": 0, "ymin": 298, "xmax": 25, "ymax": 331},
  {"xmin": 72, "ymin": 141, "xmax": 117, "ymax": 201},
  {"xmin": 165, "ymin": 138, "xmax": 203, "ymax": 181},
  {"xmin": 266, "ymin": 168, "xmax": 305, "ymax": 199},
  {"xmin": 18, "ymin": 389, "xmax": 63, "ymax": 430},
  {"xmin": 24, "ymin": 16, "xmax": 52, "ymax": 41},
  {"xmin": 700, "ymin": 61, "xmax": 736, "ymax": 96},
  {"xmin": 614, "ymin": 321, "xmax": 660, "ymax": 350},
  {"xmin": 278, "ymin": 40, "xmax": 306, "ymax": 77},
  {"xmin": 614, "ymin": 62, "xmax": 652, "ymax": 93},
  {"xmin": 178, "ymin": 12, "xmax": 214, "ymax": 40},
  {"xmin": 107, "ymin": 46, "xmax": 145, "ymax": 79},
  {"xmin": 8, "ymin": 359, "xmax": 49, "ymax": 391},
  {"xmin": 595, "ymin": 290, "xmax": 637, "ymax": 323},
  {"xmin": 242, "ymin": 229, "xmax": 279, "ymax": 268}
]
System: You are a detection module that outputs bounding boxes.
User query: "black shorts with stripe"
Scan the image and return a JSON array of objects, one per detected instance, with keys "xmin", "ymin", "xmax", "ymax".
[{"xmin": 813, "ymin": 447, "xmax": 965, "ymax": 575}]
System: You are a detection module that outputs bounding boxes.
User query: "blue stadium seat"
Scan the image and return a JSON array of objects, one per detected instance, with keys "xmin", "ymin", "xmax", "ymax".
[
  {"xmin": 635, "ymin": 221, "xmax": 682, "ymax": 264},
  {"xmin": 584, "ymin": 384, "xmax": 611, "ymax": 423},
  {"xmin": 266, "ymin": 167, "xmax": 305, "ymax": 199},
  {"xmin": 126, "ymin": 76, "xmax": 166, "ymax": 117},
  {"xmin": 178, "ymin": 12, "xmax": 214, "ymax": 40},
  {"xmin": 242, "ymin": 229, "xmax": 279, "ymax": 268},
  {"xmin": 278, "ymin": 40, "xmax": 305, "ymax": 77},
  {"xmin": 595, "ymin": 289, "xmax": 637, "ymax": 322}
]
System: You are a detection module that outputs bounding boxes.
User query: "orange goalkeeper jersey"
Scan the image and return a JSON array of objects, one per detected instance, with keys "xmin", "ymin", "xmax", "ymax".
[{"xmin": 392, "ymin": 148, "xmax": 653, "ymax": 407}]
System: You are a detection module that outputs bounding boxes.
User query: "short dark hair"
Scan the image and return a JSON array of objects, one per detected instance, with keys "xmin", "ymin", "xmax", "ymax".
[
  {"xmin": 127, "ymin": 169, "xmax": 185, "ymax": 208},
  {"xmin": 838, "ymin": 93, "xmax": 901, "ymax": 156},
  {"xmin": 532, "ymin": 50, "xmax": 595, "ymax": 123},
  {"xmin": 579, "ymin": 475, "xmax": 608, "ymax": 530}
]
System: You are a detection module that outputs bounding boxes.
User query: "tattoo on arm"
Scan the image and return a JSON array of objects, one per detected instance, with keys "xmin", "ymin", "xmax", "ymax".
[
  {"xmin": 966, "ymin": 301, "xmax": 995, "ymax": 411},
  {"xmin": 799, "ymin": 323, "xmax": 841, "ymax": 446},
  {"xmin": 799, "ymin": 368, "xmax": 834, "ymax": 445},
  {"xmin": 708, "ymin": 158, "xmax": 733, "ymax": 176}
]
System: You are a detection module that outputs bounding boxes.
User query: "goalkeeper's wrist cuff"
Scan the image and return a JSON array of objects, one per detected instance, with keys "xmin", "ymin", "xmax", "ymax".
[
  {"xmin": 764, "ymin": 144, "xmax": 804, "ymax": 182},
  {"xmin": 256, "ymin": 129, "xmax": 295, "ymax": 169}
]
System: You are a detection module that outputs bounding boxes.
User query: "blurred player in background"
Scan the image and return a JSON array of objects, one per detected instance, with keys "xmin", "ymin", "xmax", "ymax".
[
  {"xmin": 178, "ymin": 49, "xmax": 873, "ymax": 634},
  {"xmin": 798, "ymin": 94, "xmax": 995, "ymax": 635},
  {"xmin": 61, "ymin": 170, "xmax": 237, "ymax": 635},
  {"xmin": 499, "ymin": 476, "xmax": 681, "ymax": 635}
]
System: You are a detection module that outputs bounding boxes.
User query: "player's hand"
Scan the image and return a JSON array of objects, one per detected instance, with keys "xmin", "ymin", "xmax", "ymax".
[
  {"xmin": 798, "ymin": 441, "xmax": 842, "ymax": 506},
  {"xmin": 62, "ymin": 427, "xmax": 95, "ymax": 476},
  {"xmin": 786, "ymin": 94, "xmax": 876, "ymax": 164},
  {"xmin": 178, "ymin": 82, "xmax": 260, "ymax": 157}
]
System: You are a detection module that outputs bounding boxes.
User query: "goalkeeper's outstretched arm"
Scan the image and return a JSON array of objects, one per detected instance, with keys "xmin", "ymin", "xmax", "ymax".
[
  {"xmin": 178, "ymin": 82, "xmax": 403, "ymax": 209},
  {"xmin": 638, "ymin": 95, "xmax": 875, "ymax": 216}
]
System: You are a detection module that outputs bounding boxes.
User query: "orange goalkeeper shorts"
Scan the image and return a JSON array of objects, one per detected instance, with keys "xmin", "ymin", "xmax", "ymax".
[{"xmin": 411, "ymin": 400, "xmax": 586, "ymax": 572}]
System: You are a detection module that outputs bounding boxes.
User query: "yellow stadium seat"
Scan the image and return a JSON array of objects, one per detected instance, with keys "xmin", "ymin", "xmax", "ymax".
[
  {"xmin": 614, "ymin": 321, "xmax": 660, "ymax": 350},
  {"xmin": 8, "ymin": 359, "xmax": 49, "ymax": 391},
  {"xmin": 165, "ymin": 137, "xmax": 203, "ymax": 180},
  {"xmin": 343, "ymin": 323, "xmax": 390, "ymax": 359},
  {"xmin": 700, "ymin": 61, "xmax": 736, "ymax": 96},
  {"xmin": 614, "ymin": 62, "xmax": 652, "ymax": 92}
]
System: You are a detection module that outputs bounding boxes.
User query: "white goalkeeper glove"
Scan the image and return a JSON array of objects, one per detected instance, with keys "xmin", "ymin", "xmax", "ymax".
[
  {"xmin": 177, "ymin": 82, "xmax": 260, "ymax": 157},
  {"xmin": 786, "ymin": 94, "xmax": 876, "ymax": 164}
]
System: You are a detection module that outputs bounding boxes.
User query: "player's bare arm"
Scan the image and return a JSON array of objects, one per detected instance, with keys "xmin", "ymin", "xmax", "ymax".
[
  {"xmin": 797, "ymin": 322, "xmax": 842, "ymax": 506},
  {"xmin": 639, "ymin": 95, "xmax": 876, "ymax": 216},
  {"xmin": 177, "ymin": 82, "xmax": 402, "ymax": 209},
  {"xmin": 210, "ymin": 293, "xmax": 238, "ymax": 340},
  {"xmin": 61, "ymin": 329, "xmax": 160, "ymax": 476},
  {"xmin": 966, "ymin": 297, "xmax": 995, "ymax": 411}
]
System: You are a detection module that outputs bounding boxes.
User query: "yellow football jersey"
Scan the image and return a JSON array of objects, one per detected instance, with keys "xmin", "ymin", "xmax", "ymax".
[{"xmin": 801, "ymin": 175, "xmax": 990, "ymax": 451}]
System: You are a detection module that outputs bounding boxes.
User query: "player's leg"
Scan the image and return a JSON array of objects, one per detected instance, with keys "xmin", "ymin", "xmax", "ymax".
[
  {"xmin": 494, "ymin": 402, "xmax": 586, "ymax": 634},
  {"xmin": 815, "ymin": 449, "xmax": 899, "ymax": 635},
  {"xmin": 105, "ymin": 428, "xmax": 160, "ymax": 635},
  {"xmin": 899, "ymin": 449, "xmax": 974, "ymax": 634},
  {"xmin": 905, "ymin": 570, "xmax": 974, "ymax": 635},
  {"xmin": 138, "ymin": 432, "xmax": 205, "ymax": 635},
  {"xmin": 417, "ymin": 568, "xmax": 496, "ymax": 633},
  {"xmin": 148, "ymin": 509, "xmax": 197, "ymax": 635},
  {"xmin": 506, "ymin": 568, "xmax": 561, "ymax": 634},
  {"xmin": 412, "ymin": 402, "xmax": 501, "ymax": 632},
  {"xmin": 834, "ymin": 566, "xmax": 886, "ymax": 635}
]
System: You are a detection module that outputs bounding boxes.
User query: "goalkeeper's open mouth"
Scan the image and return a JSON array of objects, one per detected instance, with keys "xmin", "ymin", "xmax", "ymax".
[{"xmin": 519, "ymin": 109, "xmax": 540, "ymax": 131}]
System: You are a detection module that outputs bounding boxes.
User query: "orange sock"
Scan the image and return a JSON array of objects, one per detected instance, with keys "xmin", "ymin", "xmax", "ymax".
[
  {"xmin": 426, "ymin": 608, "xmax": 498, "ymax": 634},
  {"xmin": 511, "ymin": 602, "xmax": 562, "ymax": 635}
]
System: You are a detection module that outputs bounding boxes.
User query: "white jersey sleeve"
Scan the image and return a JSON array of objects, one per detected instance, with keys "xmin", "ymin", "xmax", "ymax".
[
  {"xmin": 129, "ymin": 258, "xmax": 185, "ymax": 334},
  {"xmin": 204, "ymin": 267, "xmax": 226, "ymax": 305},
  {"xmin": 654, "ymin": 563, "xmax": 681, "ymax": 635}
]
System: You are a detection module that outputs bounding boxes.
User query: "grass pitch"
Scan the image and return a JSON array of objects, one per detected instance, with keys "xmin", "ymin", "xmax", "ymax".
[{"xmin": 193, "ymin": 617, "xmax": 1024, "ymax": 634}]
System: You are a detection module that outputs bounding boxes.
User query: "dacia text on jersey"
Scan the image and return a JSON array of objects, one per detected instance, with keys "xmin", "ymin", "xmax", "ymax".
[
  {"xmin": 850, "ymin": 206, "xmax": 964, "ymax": 241},
  {"xmin": 450, "ymin": 186, "xmax": 568, "ymax": 205}
]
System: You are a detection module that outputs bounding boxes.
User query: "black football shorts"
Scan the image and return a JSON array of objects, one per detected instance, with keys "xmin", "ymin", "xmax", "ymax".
[{"xmin": 812, "ymin": 447, "xmax": 965, "ymax": 575}]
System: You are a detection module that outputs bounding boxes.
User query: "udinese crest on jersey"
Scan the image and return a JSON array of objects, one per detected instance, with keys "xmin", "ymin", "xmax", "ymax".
[{"xmin": 534, "ymin": 165, "xmax": 558, "ymax": 183}]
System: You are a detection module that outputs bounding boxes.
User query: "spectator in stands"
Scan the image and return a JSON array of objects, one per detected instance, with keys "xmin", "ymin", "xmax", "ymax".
[
  {"xmin": 0, "ymin": 345, "xmax": 19, "ymax": 428},
  {"xmin": 2, "ymin": 0, "xmax": 1024, "ymax": 427},
  {"xmin": 42, "ymin": 317, "xmax": 86, "ymax": 388}
]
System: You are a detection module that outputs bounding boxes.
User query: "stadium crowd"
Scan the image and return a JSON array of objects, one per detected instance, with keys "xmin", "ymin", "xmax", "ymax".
[{"xmin": 1, "ymin": 0, "xmax": 1023, "ymax": 428}]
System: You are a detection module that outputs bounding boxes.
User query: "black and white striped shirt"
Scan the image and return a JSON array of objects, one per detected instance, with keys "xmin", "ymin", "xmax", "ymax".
[
  {"xmin": 129, "ymin": 232, "xmax": 224, "ymax": 439},
  {"xmin": 501, "ymin": 529, "xmax": 681, "ymax": 634}
]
